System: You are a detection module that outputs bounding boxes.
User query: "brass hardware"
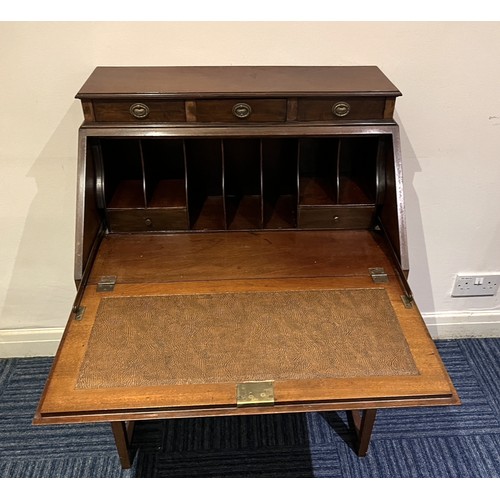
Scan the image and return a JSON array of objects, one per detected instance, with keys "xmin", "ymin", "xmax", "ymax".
[
  {"xmin": 236, "ymin": 381, "xmax": 275, "ymax": 407},
  {"xmin": 144, "ymin": 218, "xmax": 153, "ymax": 227},
  {"xmin": 74, "ymin": 306, "xmax": 86, "ymax": 321},
  {"xmin": 332, "ymin": 101, "xmax": 350, "ymax": 117},
  {"xmin": 232, "ymin": 103, "xmax": 252, "ymax": 119},
  {"xmin": 369, "ymin": 267, "xmax": 389, "ymax": 283},
  {"xmin": 401, "ymin": 295, "xmax": 414, "ymax": 309},
  {"xmin": 129, "ymin": 103, "xmax": 150, "ymax": 119},
  {"xmin": 97, "ymin": 276, "xmax": 117, "ymax": 292}
]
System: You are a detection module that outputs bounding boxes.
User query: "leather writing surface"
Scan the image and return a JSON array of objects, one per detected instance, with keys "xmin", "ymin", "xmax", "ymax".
[{"xmin": 77, "ymin": 288, "xmax": 418, "ymax": 390}]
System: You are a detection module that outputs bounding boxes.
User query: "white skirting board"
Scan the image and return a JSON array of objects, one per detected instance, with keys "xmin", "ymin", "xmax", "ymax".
[
  {"xmin": 1, "ymin": 312, "xmax": 500, "ymax": 357},
  {"xmin": 0, "ymin": 328, "xmax": 64, "ymax": 358},
  {"xmin": 422, "ymin": 311, "xmax": 500, "ymax": 340}
]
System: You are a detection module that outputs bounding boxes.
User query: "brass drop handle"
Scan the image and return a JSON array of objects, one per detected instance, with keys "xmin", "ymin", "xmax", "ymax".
[
  {"xmin": 232, "ymin": 102, "xmax": 252, "ymax": 119},
  {"xmin": 332, "ymin": 101, "xmax": 350, "ymax": 117},
  {"xmin": 129, "ymin": 103, "xmax": 150, "ymax": 119}
]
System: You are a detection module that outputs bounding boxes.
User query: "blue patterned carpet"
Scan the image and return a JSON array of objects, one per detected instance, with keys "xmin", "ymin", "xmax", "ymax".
[{"xmin": 0, "ymin": 338, "xmax": 499, "ymax": 477}]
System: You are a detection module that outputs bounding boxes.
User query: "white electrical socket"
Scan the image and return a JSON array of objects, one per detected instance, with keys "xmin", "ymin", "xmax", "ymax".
[{"xmin": 451, "ymin": 274, "xmax": 500, "ymax": 297}]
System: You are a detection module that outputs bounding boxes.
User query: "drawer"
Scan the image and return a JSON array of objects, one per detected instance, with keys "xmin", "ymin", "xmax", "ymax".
[
  {"xmin": 298, "ymin": 205, "xmax": 375, "ymax": 229},
  {"xmin": 93, "ymin": 100, "xmax": 186, "ymax": 122},
  {"xmin": 194, "ymin": 99, "xmax": 287, "ymax": 122},
  {"xmin": 107, "ymin": 208, "xmax": 189, "ymax": 232},
  {"xmin": 297, "ymin": 97, "xmax": 386, "ymax": 121}
]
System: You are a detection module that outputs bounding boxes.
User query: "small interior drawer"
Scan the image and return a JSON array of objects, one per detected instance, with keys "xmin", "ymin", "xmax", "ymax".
[
  {"xmin": 107, "ymin": 208, "xmax": 189, "ymax": 232},
  {"xmin": 298, "ymin": 205, "xmax": 375, "ymax": 229},
  {"xmin": 297, "ymin": 97, "xmax": 386, "ymax": 121},
  {"xmin": 93, "ymin": 100, "xmax": 186, "ymax": 122},
  {"xmin": 194, "ymin": 99, "xmax": 287, "ymax": 122}
]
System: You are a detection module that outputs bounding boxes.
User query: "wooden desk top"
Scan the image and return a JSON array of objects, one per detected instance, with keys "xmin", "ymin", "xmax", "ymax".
[{"xmin": 76, "ymin": 66, "xmax": 402, "ymax": 98}]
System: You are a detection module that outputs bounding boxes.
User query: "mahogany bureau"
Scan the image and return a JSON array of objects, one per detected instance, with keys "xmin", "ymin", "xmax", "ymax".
[{"xmin": 34, "ymin": 66, "xmax": 459, "ymax": 469}]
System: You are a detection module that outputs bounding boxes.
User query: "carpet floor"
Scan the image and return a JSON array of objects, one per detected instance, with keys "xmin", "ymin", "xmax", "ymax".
[{"xmin": 0, "ymin": 338, "xmax": 499, "ymax": 478}]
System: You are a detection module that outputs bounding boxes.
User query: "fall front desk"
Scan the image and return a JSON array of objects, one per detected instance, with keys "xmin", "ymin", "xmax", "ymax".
[{"xmin": 34, "ymin": 66, "xmax": 459, "ymax": 468}]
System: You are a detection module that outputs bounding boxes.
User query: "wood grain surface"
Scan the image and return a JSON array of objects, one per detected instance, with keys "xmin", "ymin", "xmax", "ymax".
[{"xmin": 35, "ymin": 232, "xmax": 459, "ymax": 425}]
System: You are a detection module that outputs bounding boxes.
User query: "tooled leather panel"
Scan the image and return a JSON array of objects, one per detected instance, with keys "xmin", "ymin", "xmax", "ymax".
[{"xmin": 76, "ymin": 289, "xmax": 419, "ymax": 389}]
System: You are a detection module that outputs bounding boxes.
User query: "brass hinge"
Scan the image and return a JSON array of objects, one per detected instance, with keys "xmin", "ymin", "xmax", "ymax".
[
  {"xmin": 236, "ymin": 381, "xmax": 275, "ymax": 408},
  {"xmin": 74, "ymin": 306, "xmax": 86, "ymax": 321},
  {"xmin": 401, "ymin": 295, "xmax": 414, "ymax": 309},
  {"xmin": 369, "ymin": 267, "xmax": 389, "ymax": 283},
  {"xmin": 97, "ymin": 275, "xmax": 117, "ymax": 292}
]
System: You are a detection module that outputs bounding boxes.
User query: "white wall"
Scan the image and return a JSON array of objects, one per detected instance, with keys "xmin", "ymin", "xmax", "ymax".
[{"xmin": 1, "ymin": 22, "xmax": 500, "ymax": 355}]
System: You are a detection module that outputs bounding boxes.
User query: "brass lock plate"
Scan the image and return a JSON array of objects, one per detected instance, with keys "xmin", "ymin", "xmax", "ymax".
[{"xmin": 236, "ymin": 381, "xmax": 275, "ymax": 407}]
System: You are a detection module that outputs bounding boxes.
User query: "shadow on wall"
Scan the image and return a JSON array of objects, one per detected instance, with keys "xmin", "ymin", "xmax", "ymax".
[
  {"xmin": 396, "ymin": 112, "xmax": 435, "ymax": 315},
  {"xmin": 1, "ymin": 103, "xmax": 82, "ymax": 331}
]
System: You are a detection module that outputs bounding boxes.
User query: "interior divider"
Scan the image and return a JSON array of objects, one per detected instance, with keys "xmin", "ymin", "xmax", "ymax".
[
  {"xmin": 336, "ymin": 139, "xmax": 342, "ymax": 204},
  {"xmin": 99, "ymin": 136, "xmax": 381, "ymax": 233},
  {"xmin": 295, "ymin": 139, "xmax": 301, "ymax": 212},
  {"xmin": 221, "ymin": 139, "xmax": 227, "ymax": 230},
  {"xmin": 182, "ymin": 140, "xmax": 190, "ymax": 224},
  {"xmin": 259, "ymin": 139, "xmax": 265, "ymax": 229},
  {"xmin": 138, "ymin": 140, "xmax": 148, "ymax": 208}
]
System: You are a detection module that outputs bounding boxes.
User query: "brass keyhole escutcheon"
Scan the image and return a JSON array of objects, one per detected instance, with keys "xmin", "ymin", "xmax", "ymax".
[
  {"xmin": 129, "ymin": 103, "xmax": 150, "ymax": 119},
  {"xmin": 332, "ymin": 101, "xmax": 350, "ymax": 117},
  {"xmin": 232, "ymin": 103, "xmax": 252, "ymax": 119}
]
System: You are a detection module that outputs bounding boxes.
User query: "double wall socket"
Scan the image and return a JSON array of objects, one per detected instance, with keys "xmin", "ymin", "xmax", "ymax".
[{"xmin": 451, "ymin": 274, "xmax": 500, "ymax": 297}]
